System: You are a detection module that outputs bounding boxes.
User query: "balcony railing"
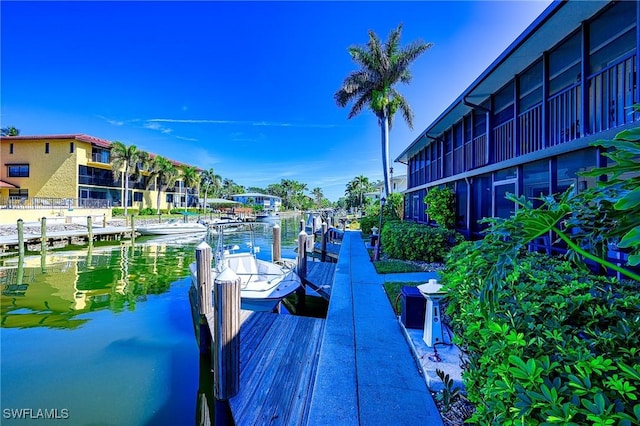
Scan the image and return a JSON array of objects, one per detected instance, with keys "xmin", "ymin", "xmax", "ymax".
[
  {"xmin": 493, "ymin": 119, "xmax": 515, "ymax": 162},
  {"xmin": 518, "ymin": 104, "xmax": 543, "ymax": 155},
  {"xmin": 91, "ymin": 152, "xmax": 111, "ymax": 163},
  {"xmin": 587, "ymin": 53, "xmax": 638, "ymax": 134},
  {"xmin": 548, "ymin": 83, "xmax": 580, "ymax": 147}
]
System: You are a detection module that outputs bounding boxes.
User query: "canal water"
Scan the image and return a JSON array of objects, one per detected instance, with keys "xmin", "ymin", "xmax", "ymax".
[{"xmin": 0, "ymin": 215, "xmax": 324, "ymax": 425}]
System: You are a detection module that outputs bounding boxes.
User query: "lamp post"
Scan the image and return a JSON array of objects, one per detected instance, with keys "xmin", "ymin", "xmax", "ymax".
[{"xmin": 375, "ymin": 196, "xmax": 386, "ymax": 261}]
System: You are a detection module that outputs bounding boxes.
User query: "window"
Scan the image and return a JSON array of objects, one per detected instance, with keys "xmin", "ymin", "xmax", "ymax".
[
  {"xmin": 70, "ymin": 142, "xmax": 74, "ymax": 153},
  {"xmin": 557, "ymin": 148, "xmax": 597, "ymax": 194},
  {"xmin": 549, "ymin": 31, "xmax": 581, "ymax": 96},
  {"xmin": 493, "ymin": 82, "xmax": 515, "ymax": 125},
  {"xmin": 133, "ymin": 192, "xmax": 143, "ymax": 202},
  {"xmin": 519, "ymin": 60, "xmax": 543, "ymax": 112},
  {"xmin": 45, "ymin": 142, "xmax": 50, "ymax": 154},
  {"xmin": 9, "ymin": 143, "xmax": 14, "ymax": 154},
  {"xmin": 166, "ymin": 194, "xmax": 174, "ymax": 203},
  {"xmin": 523, "ymin": 160, "xmax": 550, "ymax": 208},
  {"xmin": 7, "ymin": 164, "xmax": 29, "ymax": 177},
  {"xmin": 589, "ymin": 1, "xmax": 636, "ymax": 74}
]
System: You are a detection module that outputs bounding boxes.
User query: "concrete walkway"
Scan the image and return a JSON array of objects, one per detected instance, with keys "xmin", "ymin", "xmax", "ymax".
[{"xmin": 307, "ymin": 231, "xmax": 443, "ymax": 425}]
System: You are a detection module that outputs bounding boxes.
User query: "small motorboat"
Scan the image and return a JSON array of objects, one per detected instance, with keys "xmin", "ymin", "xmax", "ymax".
[
  {"xmin": 256, "ymin": 211, "xmax": 280, "ymax": 222},
  {"xmin": 136, "ymin": 219, "xmax": 207, "ymax": 236},
  {"xmin": 189, "ymin": 224, "xmax": 301, "ymax": 312}
]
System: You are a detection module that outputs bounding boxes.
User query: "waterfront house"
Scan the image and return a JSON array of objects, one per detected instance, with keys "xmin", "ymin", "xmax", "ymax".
[
  {"xmin": 0, "ymin": 134, "xmax": 198, "ymax": 215},
  {"xmin": 396, "ymin": 0, "xmax": 638, "ymax": 247},
  {"xmin": 231, "ymin": 192, "xmax": 282, "ymax": 211}
]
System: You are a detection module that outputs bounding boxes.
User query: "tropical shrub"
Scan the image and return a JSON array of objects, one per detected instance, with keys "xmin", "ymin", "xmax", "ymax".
[
  {"xmin": 442, "ymin": 242, "xmax": 640, "ymax": 425},
  {"xmin": 424, "ymin": 186, "xmax": 455, "ymax": 229},
  {"xmin": 440, "ymin": 120, "xmax": 640, "ymax": 425},
  {"xmin": 359, "ymin": 215, "xmax": 380, "ymax": 235},
  {"xmin": 381, "ymin": 221, "xmax": 462, "ymax": 262}
]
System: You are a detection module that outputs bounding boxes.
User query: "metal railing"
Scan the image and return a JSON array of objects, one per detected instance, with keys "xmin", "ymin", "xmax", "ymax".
[{"xmin": 1, "ymin": 196, "xmax": 111, "ymax": 210}]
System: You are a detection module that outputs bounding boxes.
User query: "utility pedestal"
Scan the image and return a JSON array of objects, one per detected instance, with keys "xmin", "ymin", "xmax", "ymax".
[{"xmin": 418, "ymin": 279, "xmax": 446, "ymax": 347}]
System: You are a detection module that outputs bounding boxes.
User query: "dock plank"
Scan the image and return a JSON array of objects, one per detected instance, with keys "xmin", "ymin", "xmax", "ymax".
[
  {"xmin": 303, "ymin": 262, "xmax": 336, "ymax": 299},
  {"xmin": 222, "ymin": 311, "xmax": 325, "ymax": 426}
]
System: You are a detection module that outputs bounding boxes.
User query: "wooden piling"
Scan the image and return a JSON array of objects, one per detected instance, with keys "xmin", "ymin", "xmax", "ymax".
[
  {"xmin": 17, "ymin": 219, "xmax": 24, "ymax": 258},
  {"xmin": 87, "ymin": 216, "xmax": 93, "ymax": 241},
  {"xmin": 103, "ymin": 215, "xmax": 107, "ymax": 228},
  {"xmin": 296, "ymin": 230, "xmax": 307, "ymax": 309},
  {"xmin": 40, "ymin": 217, "xmax": 47, "ymax": 253},
  {"xmin": 321, "ymin": 222, "xmax": 328, "ymax": 262},
  {"xmin": 196, "ymin": 242, "xmax": 213, "ymax": 355},
  {"xmin": 272, "ymin": 224, "xmax": 281, "ymax": 263},
  {"xmin": 299, "ymin": 219, "xmax": 305, "ymax": 232},
  {"xmin": 213, "ymin": 267, "xmax": 241, "ymax": 400}
]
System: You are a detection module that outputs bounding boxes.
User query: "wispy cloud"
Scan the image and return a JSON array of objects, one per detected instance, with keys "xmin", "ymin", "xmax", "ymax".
[
  {"xmin": 176, "ymin": 135, "xmax": 198, "ymax": 142},
  {"xmin": 147, "ymin": 118, "xmax": 338, "ymax": 129},
  {"xmin": 96, "ymin": 115, "xmax": 125, "ymax": 126},
  {"xmin": 144, "ymin": 121, "xmax": 173, "ymax": 134}
]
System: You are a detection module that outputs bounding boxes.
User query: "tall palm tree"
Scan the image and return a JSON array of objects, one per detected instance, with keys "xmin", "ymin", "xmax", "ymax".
[
  {"xmin": 335, "ymin": 24, "xmax": 432, "ymax": 196},
  {"xmin": 312, "ymin": 187, "xmax": 324, "ymax": 208},
  {"xmin": 1, "ymin": 126, "xmax": 20, "ymax": 136},
  {"xmin": 199, "ymin": 168, "xmax": 222, "ymax": 212},
  {"xmin": 110, "ymin": 141, "xmax": 147, "ymax": 216},
  {"xmin": 180, "ymin": 165, "xmax": 200, "ymax": 211},
  {"xmin": 147, "ymin": 156, "xmax": 178, "ymax": 214}
]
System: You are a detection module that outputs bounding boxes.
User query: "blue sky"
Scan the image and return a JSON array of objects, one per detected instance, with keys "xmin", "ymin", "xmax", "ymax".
[{"xmin": 1, "ymin": 1, "xmax": 552, "ymax": 201}]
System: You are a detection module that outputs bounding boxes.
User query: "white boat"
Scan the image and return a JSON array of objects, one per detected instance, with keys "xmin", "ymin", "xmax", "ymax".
[
  {"xmin": 136, "ymin": 219, "xmax": 207, "ymax": 236},
  {"xmin": 208, "ymin": 217, "xmax": 245, "ymax": 233},
  {"xmin": 256, "ymin": 211, "xmax": 280, "ymax": 222},
  {"xmin": 189, "ymin": 226, "xmax": 301, "ymax": 312}
]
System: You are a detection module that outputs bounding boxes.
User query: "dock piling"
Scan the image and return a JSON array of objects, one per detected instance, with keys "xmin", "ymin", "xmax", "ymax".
[
  {"xmin": 17, "ymin": 219, "xmax": 24, "ymax": 258},
  {"xmin": 296, "ymin": 229, "xmax": 307, "ymax": 310},
  {"xmin": 40, "ymin": 217, "xmax": 47, "ymax": 253},
  {"xmin": 272, "ymin": 223, "xmax": 281, "ymax": 263},
  {"xmin": 195, "ymin": 242, "xmax": 213, "ymax": 356},
  {"xmin": 213, "ymin": 267, "xmax": 241, "ymax": 400},
  {"xmin": 87, "ymin": 216, "xmax": 93, "ymax": 241},
  {"xmin": 321, "ymin": 222, "xmax": 328, "ymax": 262}
]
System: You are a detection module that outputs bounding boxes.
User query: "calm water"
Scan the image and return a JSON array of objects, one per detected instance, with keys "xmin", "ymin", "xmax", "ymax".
[{"xmin": 0, "ymin": 215, "xmax": 321, "ymax": 425}]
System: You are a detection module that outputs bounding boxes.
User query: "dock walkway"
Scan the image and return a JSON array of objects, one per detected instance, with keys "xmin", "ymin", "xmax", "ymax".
[{"xmin": 307, "ymin": 230, "xmax": 443, "ymax": 425}]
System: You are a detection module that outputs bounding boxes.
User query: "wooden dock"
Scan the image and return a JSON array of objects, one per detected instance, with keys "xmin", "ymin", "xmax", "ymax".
[
  {"xmin": 189, "ymin": 287, "xmax": 325, "ymax": 425},
  {"xmin": 303, "ymin": 261, "xmax": 336, "ymax": 299},
  {"xmin": 0, "ymin": 226, "xmax": 133, "ymax": 253},
  {"xmin": 226, "ymin": 310, "xmax": 324, "ymax": 425}
]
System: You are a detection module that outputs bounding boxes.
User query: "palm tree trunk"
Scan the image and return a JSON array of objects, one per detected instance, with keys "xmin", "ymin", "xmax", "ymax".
[
  {"xmin": 381, "ymin": 108, "xmax": 391, "ymax": 197},
  {"xmin": 123, "ymin": 171, "xmax": 129, "ymax": 217},
  {"xmin": 155, "ymin": 179, "xmax": 162, "ymax": 215}
]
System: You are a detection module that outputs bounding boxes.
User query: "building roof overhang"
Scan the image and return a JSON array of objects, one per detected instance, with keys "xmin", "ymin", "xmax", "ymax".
[
  {"xmin": 0, "ymin": 180, "xmax": 19, "ymax": 188},
  {"xmin": 395, "ymin": 0, "xmax": 606, "ymax": 164}
]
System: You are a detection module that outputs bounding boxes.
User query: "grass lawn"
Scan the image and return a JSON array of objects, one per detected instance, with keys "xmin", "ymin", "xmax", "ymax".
[
  {"xmin": 374, "ymin": 259, "xmax": 424, "ymax": 274},
  {"xmin": 383, "ymin": 281, "xmax": 423, "ymax": 316}
]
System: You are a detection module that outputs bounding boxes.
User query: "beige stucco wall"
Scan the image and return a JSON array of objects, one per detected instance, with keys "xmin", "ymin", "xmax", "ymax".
[{"xmin": 1, "ymin": 137, "xmax": 80, "ymax": 198}]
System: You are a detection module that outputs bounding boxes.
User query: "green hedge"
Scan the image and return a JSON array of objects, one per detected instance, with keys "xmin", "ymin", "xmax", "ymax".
[
  {"xmin": 442, "ymin": 241, "xmax": 640, "ymax": 425},
  {"xmin": 380, "ymin": 221, "xmax": 462, "ymax": 262}
]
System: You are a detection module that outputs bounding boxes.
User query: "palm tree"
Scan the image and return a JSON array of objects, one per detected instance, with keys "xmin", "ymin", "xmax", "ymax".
[
  {"xmin": 1, "ymin": 126, "xmax": 20, "ymax": 136},
  {"xmin": 199, "ymin": 168, "xmax": 222, "ymax": 212},
  {"xmin": 312, "ymin": 187, "xmax": 324, "ymax": 208},
  {"xmin": 180, "ymin": 165, "xmax": 200, "ymax": 211},
  {"xmin": 335, "ymin": 24, "xmax": 431, "ymax": 196},
  {"xmin": 110, "ymin": 141, "xmax": 147, "ymax": 216},
  {"xmin": 147, "ymin": 156, "xmax": 178, "ymax": 214}
]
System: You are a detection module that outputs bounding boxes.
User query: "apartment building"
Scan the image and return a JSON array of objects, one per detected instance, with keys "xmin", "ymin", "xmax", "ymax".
[
  {"xmin": 397, "ymin": 0, "xmax": 638, "ymax": 242},
  {"xmin": 0, "ymin": 134, "xmax": 194, "ymax": 211}
]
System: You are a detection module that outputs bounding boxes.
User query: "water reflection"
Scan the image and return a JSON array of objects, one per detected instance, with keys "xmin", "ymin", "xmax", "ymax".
[{"xmin": 0, "ymin": 216, "xmax": 304, "ymax": 329}]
